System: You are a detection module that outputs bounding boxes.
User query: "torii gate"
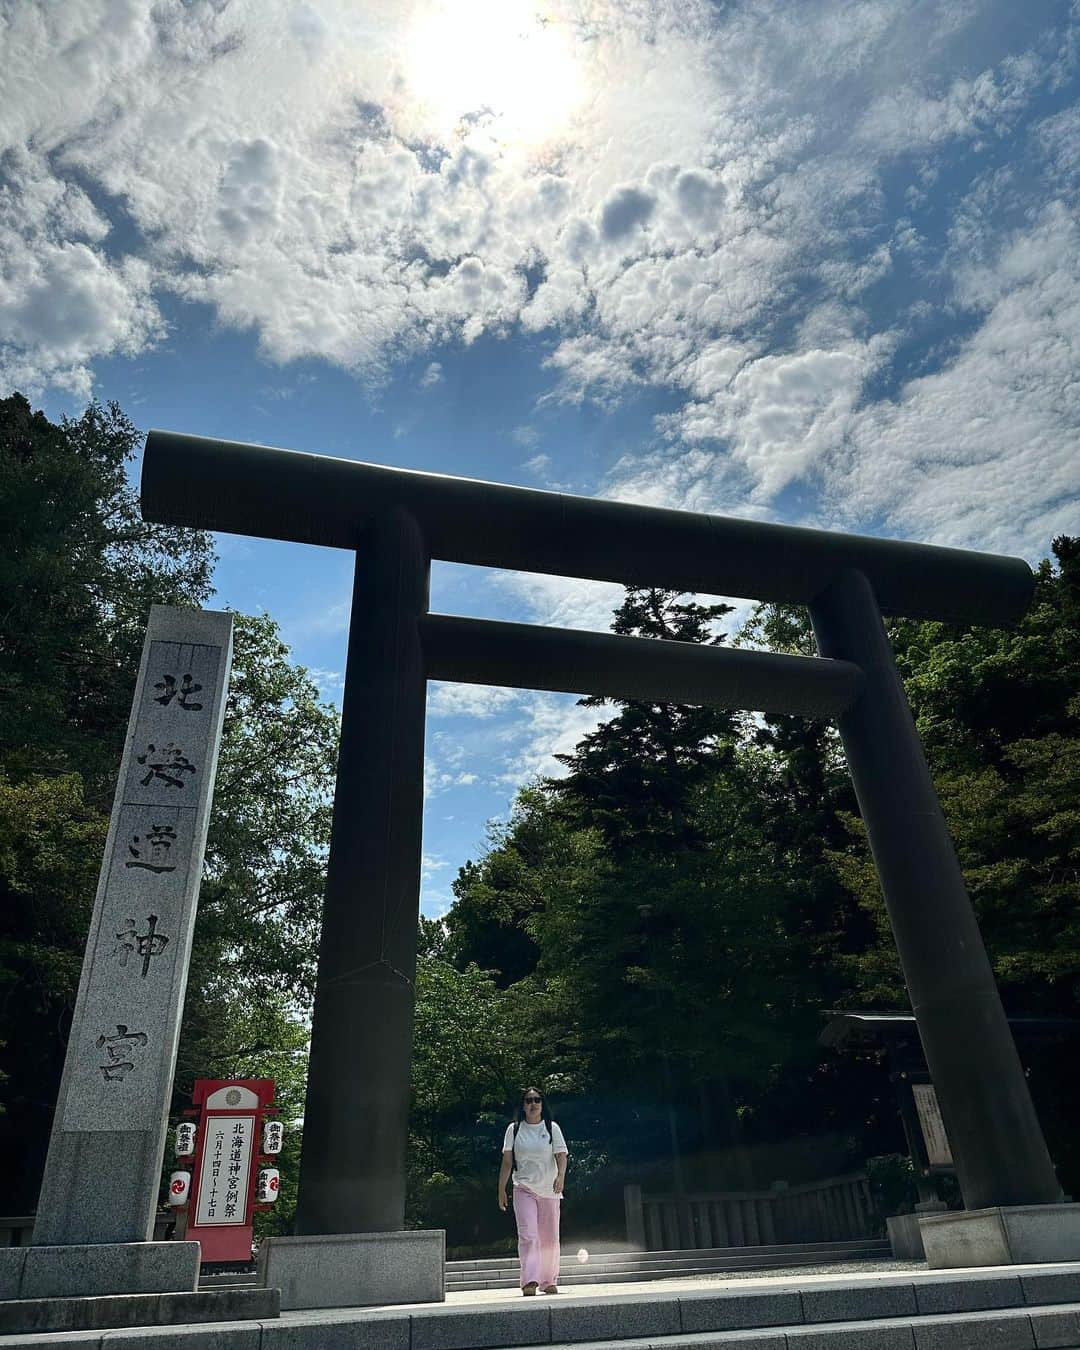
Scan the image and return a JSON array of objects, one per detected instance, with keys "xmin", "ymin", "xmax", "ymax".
[{"xmin": 141, "ymin": 431, "xmax": 1062, "ymax": 1243}]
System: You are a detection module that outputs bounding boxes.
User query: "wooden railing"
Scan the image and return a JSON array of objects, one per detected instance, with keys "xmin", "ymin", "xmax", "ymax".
[{"xmin": 625, "ymin": 1173, "xmax": 878, "ymax": 1250}]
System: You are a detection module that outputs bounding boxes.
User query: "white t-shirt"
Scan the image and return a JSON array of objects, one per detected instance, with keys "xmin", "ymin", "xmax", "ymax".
[{"xmin": 502, "ymin": 1121, "xmax": 568, "ymax": 1198}]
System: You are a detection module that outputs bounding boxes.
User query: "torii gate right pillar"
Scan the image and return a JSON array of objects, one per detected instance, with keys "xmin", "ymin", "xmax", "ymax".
[{"xmin": 810, "ymin": 569, "xmax": 1061, "ymax": 1219}]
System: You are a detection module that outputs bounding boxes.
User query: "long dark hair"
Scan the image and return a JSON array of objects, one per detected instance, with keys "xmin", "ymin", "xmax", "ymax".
[{"xmin": 514, "ymin": 1085, "xmax": 553, "ymax": 1141}]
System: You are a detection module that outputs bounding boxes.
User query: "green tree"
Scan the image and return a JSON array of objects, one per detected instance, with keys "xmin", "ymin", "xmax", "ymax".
[
  {"xmin": 552, "ymin": 588, "xmax": 738, "ymax": 853},
  {"xmin": 831, "ymin": 538, "xmax": 1080, "ymax": 1013},
  {"xmin": 406, "ymin": 951, "xmax": 532, "ymax": 1242},
  {"xmin": 735, "ymin": 602, "xmax": 866, "ymax": 992},
  {"xmin": 0, "ymin": 395, "xmax": 340, "ymax": 1222},
  {"xmin": 0, "ymin": 394, "xmax": 214, "ymax": 791},
  {"xmin": 445, "ymin": 787, "xmax": 583, "ymax": 985},
  {"xmin": 0, "ymin": 393, "xmax": 216, "ymax": 1207}
]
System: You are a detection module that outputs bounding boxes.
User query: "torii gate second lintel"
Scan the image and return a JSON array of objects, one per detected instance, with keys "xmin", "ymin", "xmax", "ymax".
[{"xmin": 140, "ymin": 431, "xmax": 1060, "ymax": 1236}]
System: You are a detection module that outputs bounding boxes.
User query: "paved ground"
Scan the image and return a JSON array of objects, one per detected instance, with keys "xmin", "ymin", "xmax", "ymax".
[
  {"xmin": 15, "ymin": 1259, "xmax": 1080, "ymax": 1341},
  {"xmin": 441, "ymin": 1259, "xmax": 926, "ymax": 1304},
  {"xmin": 271, "ymin": 1257, "xmax": 950, "ymax": 1321}
]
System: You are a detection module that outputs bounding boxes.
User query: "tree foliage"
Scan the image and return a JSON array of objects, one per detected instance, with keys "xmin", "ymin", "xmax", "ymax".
[
  {"xmin": 4, "ymin": 392, "xmax": 1077, "ymax": 1242},
  {"xmin": 440, "ymin": 555, "xmax": 1080, "ymax": 1229},
  {"xmin": 0, "ymin": 394, "xmax": 215, "ymax": 790},
  {"xmin": 0, "ymin": 395, "xmax": 338, "ymax": 1219},
  {"xmin": 832, "ymin": 537, "xmax": 1080, "ymax": 1010}
]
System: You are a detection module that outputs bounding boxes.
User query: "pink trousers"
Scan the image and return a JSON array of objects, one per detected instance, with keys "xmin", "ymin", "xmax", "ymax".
[{"xmin": 512, "ymin": 1186, "xmax": 561, "ymax": 1288}]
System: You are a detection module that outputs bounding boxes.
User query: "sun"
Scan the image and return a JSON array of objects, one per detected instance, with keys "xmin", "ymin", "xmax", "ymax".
[{"xmin": 404, "ymin": 0, "xmax": 584, "ymax": 148}]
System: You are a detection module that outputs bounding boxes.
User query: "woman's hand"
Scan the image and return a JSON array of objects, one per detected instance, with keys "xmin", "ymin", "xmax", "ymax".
[
  {"xmin": 498, "ymin": 1189, "xmax": 508, "ymax": 1211},
  {"xmin": 552, "ymin": 1175, "xmax": 564, "ymax": 1196}
]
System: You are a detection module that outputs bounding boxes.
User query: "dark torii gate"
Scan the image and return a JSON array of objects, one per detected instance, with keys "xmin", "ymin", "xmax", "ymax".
[{"xmin": 141, "ymin": 431, "xmax": 1062, "ymax": 1237}]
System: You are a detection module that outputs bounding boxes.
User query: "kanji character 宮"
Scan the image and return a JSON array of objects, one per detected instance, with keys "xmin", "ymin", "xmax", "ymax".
[{"xmin": 96, "ymin": 1024, "xmax": 148, "ymax": 1082}]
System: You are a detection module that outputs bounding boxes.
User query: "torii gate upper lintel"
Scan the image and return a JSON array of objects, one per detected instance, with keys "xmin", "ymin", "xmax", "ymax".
[{"xmin": 140, "ymin": 430, "xmax": 1060, "ymax": 1238}]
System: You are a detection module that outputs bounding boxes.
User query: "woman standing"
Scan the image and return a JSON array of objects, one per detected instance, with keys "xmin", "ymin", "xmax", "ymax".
[{"xmin": 497, "ymin": 1087, "xmax": 569, "ymax": 1295}]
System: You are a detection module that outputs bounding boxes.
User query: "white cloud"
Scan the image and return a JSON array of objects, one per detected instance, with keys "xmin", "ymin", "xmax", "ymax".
[
  {"xmin": 492, "ymin": 571, "xmax": 626, "ymax": 634},
  {"xmin": 427, "ymin": 682, "xmax": 519, "ymax": 719},
  {"xmin": 523, "ymin": 451, "xmax": 550, "ymax": 475},
  {"xmin": 664, "ymin": 338, "xmax": 893, "ymax": 503},
  {"xmin": 0, "ymin": 147, "xmax": 162, "ymax": 397},
  {"xmin": 1, "ymin": 0, "xmax": 1075, "ymax": 562},
  {"xmin": 306, "ymin": 666, "xmax": 345, "ymax": 697},
  {"xmin": 836, "ymin": 202, "xmax": 1080, "ymax": 555},
  {"xmin": 495, "ymin": 689, "xmax": 616, "ymax": 786},
  {"xmin": 855, "ymin": 56, "xmax": 1046, "ymax": 156},
  {"xmin": 421, "ymin": 851, "xmax": 450, "ymax": 879},
  {"xmin": 511, "ymin": 424, "xmax": 540, "ymax": 450}
]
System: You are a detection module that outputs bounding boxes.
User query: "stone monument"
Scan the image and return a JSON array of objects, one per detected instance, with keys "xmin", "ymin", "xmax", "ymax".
[{"xmin": 0, "ymin": 607, "xmax": 279, "ymax": 1331}]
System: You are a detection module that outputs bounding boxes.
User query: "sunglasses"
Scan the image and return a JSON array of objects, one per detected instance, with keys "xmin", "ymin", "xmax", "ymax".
[{"xmin": 523, "ymin": 1096, "xmax": 543, "ymax": 1104}]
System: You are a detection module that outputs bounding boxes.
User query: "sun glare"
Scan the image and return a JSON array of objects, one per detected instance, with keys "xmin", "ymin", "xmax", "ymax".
[{"xmin": 405, "ymin": 1, "xmax": 584, "ymax": 148}]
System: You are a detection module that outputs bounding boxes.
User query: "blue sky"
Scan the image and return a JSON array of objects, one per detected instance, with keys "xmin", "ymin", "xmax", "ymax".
[{"xmin": 3, "ymin": 0, "xmax": 1079, "ymax": 913}]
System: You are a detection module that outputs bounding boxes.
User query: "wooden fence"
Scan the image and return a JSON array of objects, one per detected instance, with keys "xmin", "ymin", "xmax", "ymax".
[{"xmin": 625, "ymin": 1173, "xmax": 878, "ymax": 1250}]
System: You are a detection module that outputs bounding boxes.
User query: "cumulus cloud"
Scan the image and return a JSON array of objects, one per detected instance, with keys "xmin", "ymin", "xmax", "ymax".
[
  {"xmin": 428, "ymin": 682, "xmax": 519, "ymax": 720},
  {"xmin": 836, "ymin": 203, "xmax": 1080, "ymax": 553},
  {"xmin": 495, "ymin": 689, "xmax": 617, "ymax": 787},
  {"xmin": 11, "ymin": 0, "xmax": 1080, "ymax": 910},
  {"xmin": 600, "ymin": 185, "xmax": 656, "ymax": 241},
  {"xmin": 1, "ymin": 0, "xmax": 1076, "ymax": 561}
]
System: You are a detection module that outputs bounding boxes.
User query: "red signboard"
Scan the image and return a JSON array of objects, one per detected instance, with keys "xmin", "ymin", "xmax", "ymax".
[{"xmin": 178, "ymin": 1078, "xmax": 276, "ymax": 1262}]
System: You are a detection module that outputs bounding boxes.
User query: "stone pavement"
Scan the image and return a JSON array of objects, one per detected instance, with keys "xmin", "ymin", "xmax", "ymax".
[{"xmin": 4, "ymin": 1259, "xmax": 1080, "ymax": 1347}]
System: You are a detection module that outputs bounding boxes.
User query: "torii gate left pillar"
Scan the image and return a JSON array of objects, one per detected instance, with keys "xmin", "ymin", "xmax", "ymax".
[{"xmin": 294, "ymin": 509, "xmax": 429, "ymax": 1236}]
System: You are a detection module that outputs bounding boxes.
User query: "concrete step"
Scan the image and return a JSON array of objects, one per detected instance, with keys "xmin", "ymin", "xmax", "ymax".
[
  {"xmin": 0, "ymin": 1285, "xmax": 277, "ymax": 1336},
  {"xmin": 447, "ymin": 1260, "xmax": 893, "ymax": 1288},
  {"xmin": 199, "ymin": 1269, "xmax": 259, "ymax": 1290},
  {"xmin": 200, "ymin": 1241, "xmax": 894, "ymax": 1293},
  {"xmin": 445, "ymin": 1241, "xmax": 893, "ymax": 1290},
  {"xmin": 445, "ymin": 1247, "xmax": 892, "ymax": 1277},
  {"xmin": 447, "ymin": 1240, "xmax": 891, "ymax": 1273},
  {"xmin": 447, "ymin": 1266, "xmax": 895, "ymax": 1292},
  {"xmin": 21, "ymin": 1263, "xmax": 1080, "ymax": 1346}
]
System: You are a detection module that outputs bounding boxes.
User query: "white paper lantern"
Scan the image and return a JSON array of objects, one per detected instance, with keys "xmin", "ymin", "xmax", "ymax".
[
  {"xmin": 257, "ymin": 1168, "xmax": 280, "ymax": 1203},
  {"xmin": 168, "ymin": 1170, "xmax": 191, "ymax": 1206},
  {"xmin": 262, "ymin": 1120, "xmax": 284, "ymax": 1155},
  {"xmin": 174, "ymin": 1122, "xmax": 196, "ymax": 1157}
]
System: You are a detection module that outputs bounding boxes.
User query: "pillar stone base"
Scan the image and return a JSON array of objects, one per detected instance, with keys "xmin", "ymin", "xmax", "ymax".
[
  {"xmin": 920, "ymin": 1203, "xmax": 1080, "ymax": 1268},
  {"xmin": 886, "ymin": 1213, "xmax": 925, "ymax": 1260},
  {"xmin": 0, "ymin": 1241, "xmax": 199, "ymax": 1301},
  {"xmin": 258, "ymin": 1229, "xmax": 444, "ymax": 1310}
]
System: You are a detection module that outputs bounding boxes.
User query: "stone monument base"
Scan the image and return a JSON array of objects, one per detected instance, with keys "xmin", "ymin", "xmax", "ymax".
[
  {"xmin": 0, "ymin": 1286, "xmax": 277, "ymax": 1336},
  {"xmin": 258, "ymin": 1229, "xmax": 445, "ymax": 1310},
  {"xmin": 920, "ymin": 1202, "xmax": 1080, "ymax": 1268},
  {"xmin": 0, "ymin": 1241, "xmax": 200, "ymax": 1301}
]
